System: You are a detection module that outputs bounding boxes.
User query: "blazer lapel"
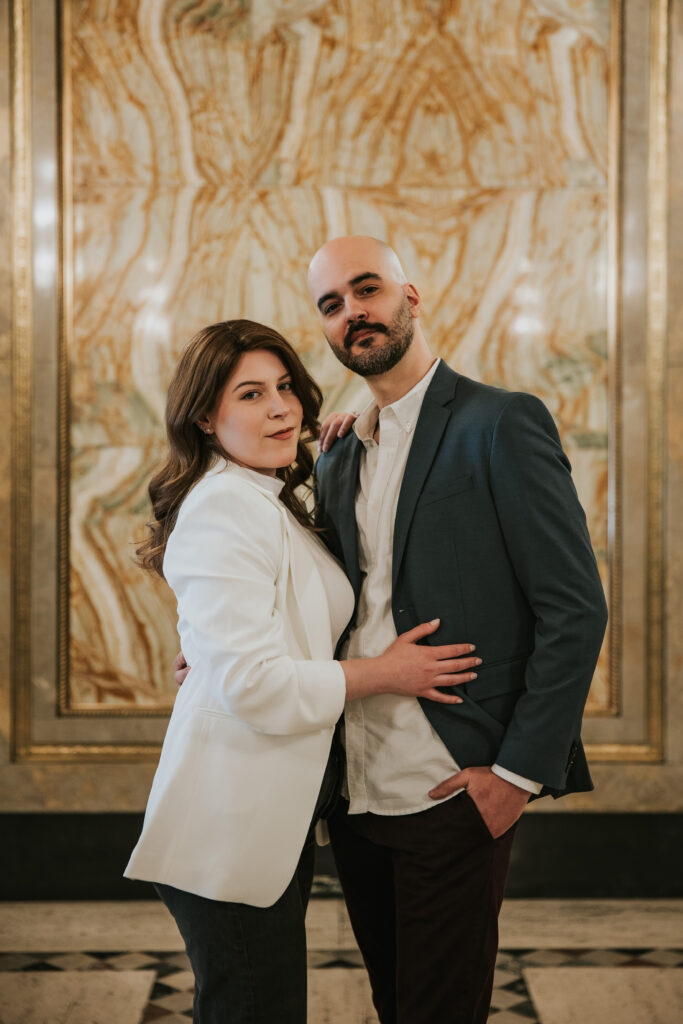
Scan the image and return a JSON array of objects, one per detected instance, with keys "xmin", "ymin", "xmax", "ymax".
[
  {"xmin": 392, "ymin": 364, "xmax": 460, "ymax": 591},
  {"xmin": 335, "ymin": 436, "xmax": 363, "ymax": 600},
  {"xmin": 282, "ymin": 517, "xmax": 334, "ymax": 661}
]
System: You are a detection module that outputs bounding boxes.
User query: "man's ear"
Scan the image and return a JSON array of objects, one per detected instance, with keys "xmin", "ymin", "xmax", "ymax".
[{"xmin": 404, "ymin": 282, "xmax": 422, "ymax": 318}]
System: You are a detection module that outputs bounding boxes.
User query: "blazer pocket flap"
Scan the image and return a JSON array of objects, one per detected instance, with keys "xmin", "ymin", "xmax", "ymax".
[
  {"xmin": 420, "ymin": 474, "xmax": 473, "ymax": 506},
  {"xmin": 195, "ymin": 705, "xmax": 234, "ymax": 721},
  {"xmin": 464, "ymin": 654, "xmax": 528, "ymax": 701}
]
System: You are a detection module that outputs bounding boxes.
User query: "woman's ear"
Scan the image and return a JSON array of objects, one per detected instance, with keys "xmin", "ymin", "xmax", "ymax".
[{"xmin": 196, "ymin": 418, "xmax": 213, "ymax": 435}]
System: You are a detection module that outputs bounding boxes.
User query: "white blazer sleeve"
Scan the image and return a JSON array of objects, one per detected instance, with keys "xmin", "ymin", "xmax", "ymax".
[{"xmin": 164, "ymin": 477, "xmax": 346, "ymax": 736}]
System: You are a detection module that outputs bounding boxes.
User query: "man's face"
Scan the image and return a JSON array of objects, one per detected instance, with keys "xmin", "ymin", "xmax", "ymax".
[{"xmin": 308, "ymin": 246, "xmax": 419, "ymax": 377}]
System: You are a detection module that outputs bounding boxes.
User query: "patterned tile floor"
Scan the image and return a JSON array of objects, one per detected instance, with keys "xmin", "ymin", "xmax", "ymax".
[{"xmin": 1, "ymin": 947, "xmax": 682, "ymax": 1023}]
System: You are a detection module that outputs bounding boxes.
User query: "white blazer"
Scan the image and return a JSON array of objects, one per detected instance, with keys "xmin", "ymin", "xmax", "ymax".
[{"xmin": 125, "ymin": 461, "xmax": 348, "ymax": 907}]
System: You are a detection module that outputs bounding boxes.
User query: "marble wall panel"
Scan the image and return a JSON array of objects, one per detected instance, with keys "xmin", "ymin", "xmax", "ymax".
[
  {"xmin": 69, "ymin": 184, "xmax": 252, "ymax": 706},
  {"xmin": 248, "ymin": 185, "xmax": 610, "ymax": 706},
  {"xmin": 67, "ymin": 184, "xmax": 609, "ymax": 709},
  {"xmin": 252, "ymin": 0, "xmax": 610, "ymax": 189},
  {"xmin": 69, "ymin": 0, "xmax": 610, "ymax": 191},
  {"xmin": 64, "ymin": 0, "xmax": 612, "ymax": 711},
  {"xmin": 70, "ymin": 0, "xmax": 250, "ymax": 187}
]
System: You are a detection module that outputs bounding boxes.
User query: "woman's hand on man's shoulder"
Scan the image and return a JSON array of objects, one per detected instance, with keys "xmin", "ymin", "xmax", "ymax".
[{"xmin": 317, "ymin": 412, "xmax": 358, "ymax": 452}]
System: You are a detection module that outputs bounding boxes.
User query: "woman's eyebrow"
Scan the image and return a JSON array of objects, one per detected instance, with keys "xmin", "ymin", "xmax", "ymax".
[{"xmin": 232, "ymin": 373, "xmax": 290, "ymax": 392}]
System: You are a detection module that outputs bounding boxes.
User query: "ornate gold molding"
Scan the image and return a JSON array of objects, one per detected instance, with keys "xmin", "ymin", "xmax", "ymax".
[
  {"xmin": 57, "ymin": 0, "xmax": 72, "ymax": 718},
  {"xmin": 17, "ymin": 744, "xmax": 161, "ymax": 763},
  {"xmin": 606, "ymin": 0, "xmax": 623, "ymax": 719},
  {"xmin": 11, "ymin": 2, "xmax": 167, "ymax": 761},
  {"xmin": 643, "ymin": 0, "xmax": 668, "ymax": 760},
  {"xmin": 587, "ymin": 0, "xmax": 668, "ymax": 763},
  {"xmin": 10, "ymin": 0, "xmax": 33, "ymax": 761},
  {"xmin": 56, "ymin": 1, "xmax": 169, "ymax": 720}
]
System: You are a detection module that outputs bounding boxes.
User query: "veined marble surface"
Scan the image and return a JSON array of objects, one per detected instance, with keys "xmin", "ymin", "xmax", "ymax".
[
  {"xmin": 0, "ymin": 900, "xmax": 681, "ymax": 1024},
  {"xmin": 525, "ymin": 967, "xmax": 683, "ymax": 1024},
  {"xmin": 3, "ymin": 899, "xmax": 681, "ymax": 954},
  {"xmin": 64, "ymin": 0, "xmax": 611, "ymax": 709},
  {"xmin": 0, "ymin": 971, "xmax": 156, "ymax": 1024}
]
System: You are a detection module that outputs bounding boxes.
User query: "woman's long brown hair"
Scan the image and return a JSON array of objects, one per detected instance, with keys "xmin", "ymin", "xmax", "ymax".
[{"xmin": 137, "ymin": 320, "xmax": 323, "ymax": 577}]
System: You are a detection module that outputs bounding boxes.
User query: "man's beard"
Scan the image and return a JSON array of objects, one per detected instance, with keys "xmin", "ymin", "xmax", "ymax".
[{"xmin": 329, "ymin": 296, "xmax": 414, "ymax": 377}]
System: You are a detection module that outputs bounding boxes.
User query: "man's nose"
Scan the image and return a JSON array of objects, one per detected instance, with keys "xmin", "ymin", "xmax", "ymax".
[{"xmin": 345, "ymin": 297, "xmax": 368, "ymax": 321}]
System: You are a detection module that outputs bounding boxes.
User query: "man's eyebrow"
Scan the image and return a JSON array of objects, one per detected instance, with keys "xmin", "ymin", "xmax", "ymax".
[
  {"xmin": 232, "ymin": 372, "xmax": 290, "ymax": 392},
  {"xmin": 317, "ymin": 272, "xmax": 382, "ymax": 311}
]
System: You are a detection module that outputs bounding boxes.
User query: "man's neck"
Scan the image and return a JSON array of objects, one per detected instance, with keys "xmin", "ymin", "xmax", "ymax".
[{"xmin": 366, "ymin": 337, "xmax": 436, "ymax": 409}]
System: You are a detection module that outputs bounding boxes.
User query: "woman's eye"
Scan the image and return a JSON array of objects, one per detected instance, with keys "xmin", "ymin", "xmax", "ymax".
[
  {"xmin": 241, "ymin": 390, "xmax": 260, "ymax": 400},
  {"xmin": 278, "ymin": 381, "xmax": 293, "ymax": 392}
]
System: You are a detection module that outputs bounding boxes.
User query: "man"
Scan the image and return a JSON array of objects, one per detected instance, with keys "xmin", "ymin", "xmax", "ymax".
[{"xmin": 307, "ymin": 235, "xmax": 607, "ymax": 1024}]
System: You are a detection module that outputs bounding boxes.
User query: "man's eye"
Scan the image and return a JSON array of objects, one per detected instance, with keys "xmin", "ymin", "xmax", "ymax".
[
  {"xmin": 323, "ymin": 303, "xmax": 340, "ymax": 315},
  {"xmin": 360, "ymin": 286, "xmax": 378, "ymax": 295}
]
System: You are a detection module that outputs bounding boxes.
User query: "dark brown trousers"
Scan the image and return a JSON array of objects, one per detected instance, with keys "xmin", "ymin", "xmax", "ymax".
[{"xmin": 328, "ymin": 794, "xmax": 516, "ymax": 1024}]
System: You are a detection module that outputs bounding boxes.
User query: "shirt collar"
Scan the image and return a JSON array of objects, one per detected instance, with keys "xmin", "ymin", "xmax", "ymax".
[
  {"xmin": 353, "ymin": 358, "xmax": 441, "ymax": 442},
  {"xmin": 224, "ymin": 461, "xmax": 286, "ymax": 497}
]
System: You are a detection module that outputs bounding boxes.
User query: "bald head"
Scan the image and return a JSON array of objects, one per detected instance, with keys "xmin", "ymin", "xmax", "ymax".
[
  {"xmin": 305, "ymin": 234, "xmax": 430, "ymax": 389},
  {"xmin": 307, "ymin": 236, "xmax": 407, "ymax": 298}
]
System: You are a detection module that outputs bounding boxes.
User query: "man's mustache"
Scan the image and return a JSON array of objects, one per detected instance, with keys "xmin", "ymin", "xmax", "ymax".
[{"xmin": 344, "ymin": 321, "xmax": 387, "ymax": 348}]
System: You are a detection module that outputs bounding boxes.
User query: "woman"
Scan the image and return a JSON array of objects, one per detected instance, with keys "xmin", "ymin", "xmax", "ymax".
[{"xmin": 125, "ymin": 320, "xmax": 479, "ymax": 1023}]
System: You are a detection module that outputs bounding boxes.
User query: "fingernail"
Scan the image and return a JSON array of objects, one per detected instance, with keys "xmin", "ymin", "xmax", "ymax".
[
  {"xmin": 430, "ymin": 618, "xmax": 440, "ymax": 625},
  {"xmin": 454, "ymin": 697, "xmax": 463, "ymax": 704},
  {"xmin": 470, "ymin": 672, "xmax": 477, "ymax": 680},
  {"xmin": 469, "ymin": 644, "xmax": 476, "ymax": 651},
  {"xmin": 475, "ymin": 658, "xmax": 482, "ymax": 665}
]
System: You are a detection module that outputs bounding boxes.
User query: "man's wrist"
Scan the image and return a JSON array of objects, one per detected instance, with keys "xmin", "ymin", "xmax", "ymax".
[{"xmin": 491, "ymin": 763, "xmax": 542, "ymax": 795}]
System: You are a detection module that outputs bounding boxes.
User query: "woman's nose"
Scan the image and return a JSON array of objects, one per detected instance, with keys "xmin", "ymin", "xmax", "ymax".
[{"xmin": 268, "ymin": 390, "xmax": 289, "ymax": 415}]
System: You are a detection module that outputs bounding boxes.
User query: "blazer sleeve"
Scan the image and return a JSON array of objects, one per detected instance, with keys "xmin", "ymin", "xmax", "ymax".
[
  {"xmin": 164, "ymin": 480, "xmax": 346, "ymax": 736},
  {"xmin": 487, "ymin": 393, "xmax": 608, "ymax": 788}
]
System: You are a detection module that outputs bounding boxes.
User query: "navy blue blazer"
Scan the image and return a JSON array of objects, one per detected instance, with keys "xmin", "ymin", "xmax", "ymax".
[{"xmin": 314, "ymin": 361, "xmax": 608, "ymax": 798}]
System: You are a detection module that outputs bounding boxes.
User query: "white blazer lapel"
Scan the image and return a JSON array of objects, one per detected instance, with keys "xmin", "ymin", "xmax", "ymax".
[{"xmin": 280, "ymin": 514, "xmax": 335, "ymax": 662}]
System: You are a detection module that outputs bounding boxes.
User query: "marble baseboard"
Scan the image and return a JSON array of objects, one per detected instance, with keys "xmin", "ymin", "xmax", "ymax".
[
  {"xmin": 2, "ymin": 899, "xmax": 682, "ymax": 955},
  {"xmin": 498, "ymin": 899, "xmax": 683, "ymax": 950}
]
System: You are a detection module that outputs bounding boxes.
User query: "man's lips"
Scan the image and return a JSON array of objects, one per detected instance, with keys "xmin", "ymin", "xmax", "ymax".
[{"xmin": 345, "ymin": 323, "xmax": 386, "ymax": 348}]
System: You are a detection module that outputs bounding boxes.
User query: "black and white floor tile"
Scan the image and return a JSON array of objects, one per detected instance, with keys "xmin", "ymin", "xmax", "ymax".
[{"xmin": 0, "ymin": 901, "xmax": 681, "ymax": 1023}]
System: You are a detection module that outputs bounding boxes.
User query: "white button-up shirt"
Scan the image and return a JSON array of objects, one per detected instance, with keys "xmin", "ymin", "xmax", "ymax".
[{"xmin": 342, "ymin": 359, "xmax": 541, "ymax": 815}]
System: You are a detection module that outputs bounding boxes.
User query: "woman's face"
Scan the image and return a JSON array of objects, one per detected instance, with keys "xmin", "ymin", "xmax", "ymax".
[{"xmin": 200, "ymin": 349, "xmax": 303, "ymax": 476}]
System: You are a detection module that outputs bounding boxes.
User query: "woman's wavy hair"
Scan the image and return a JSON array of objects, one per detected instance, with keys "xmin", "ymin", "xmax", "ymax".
[{"xmin": 137, "ymin": 319, "xmax": 323, "ymax": 577}]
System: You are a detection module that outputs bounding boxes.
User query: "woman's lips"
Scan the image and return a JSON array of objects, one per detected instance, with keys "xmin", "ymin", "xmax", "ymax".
[{"xmin": 268, "ymin": 427, "xmax": 295, "ymax": 439}]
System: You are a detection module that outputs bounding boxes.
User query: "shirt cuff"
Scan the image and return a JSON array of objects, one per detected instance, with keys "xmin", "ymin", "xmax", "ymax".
[{"xmin": 491, "ymin": 763, "xmax": 542, "ymax": 795}]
